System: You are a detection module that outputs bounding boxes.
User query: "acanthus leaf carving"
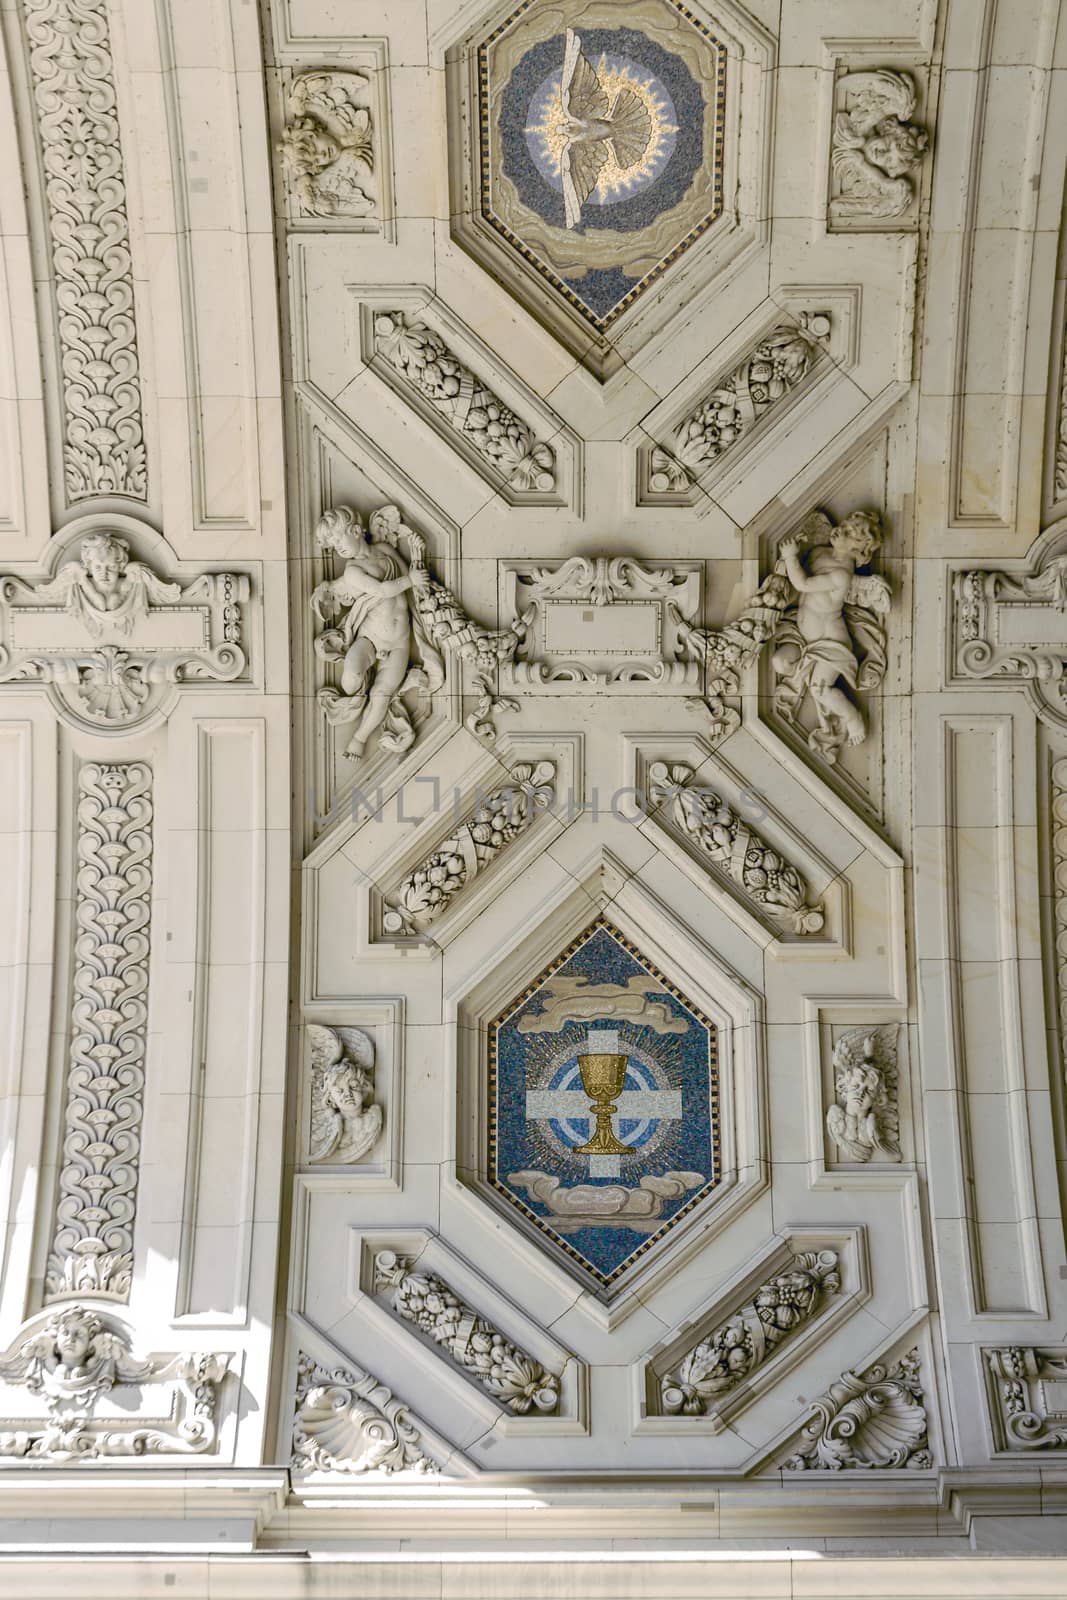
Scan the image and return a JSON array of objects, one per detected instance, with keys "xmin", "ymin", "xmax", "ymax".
[
  {"xmin": 0, "ymin": 531, "xmax": 250, "ymax": 729},
  {"xmin": 45, "ymin": 761, "xmax": 152, "ymax": 1304},
  {"xmin": 786, "ymin": 1348, "xmax": 932, "ymax": 1470},
  {"xmin": 308, "ymin": 1024, "xmax": 383, "ymax": 1165},
  {"xmin": 292, "ymin": 1350, "xmax": 437, "ymax": 1475},
  {"xmin": 829, "ymin": 70, "xmax": 929, "ymax": 224},
  {"xmin": 647, "ymin": 316, "xmax": 830, "ymax": 494},
  {"xmin": 0, "ymin": 1306, "xmax": 228, "ymax": 1459},
  {"xmin": 674, "ymin": 508, "xmax": 890, "ymax": 763},
  {"xmin": 985, "ymin": 1347, "xmax": 1067, "ymax": 1450},
  {"xmin": 826, "ymin": 1024, "xmax": 902, "ymax": 1164},
  {"xmin": 373, "ymin": 1251, "xmax": 561, "ymax": 1415},
  {"xmin": 372, "ymin": 311, "xmax": 557, "ymax": 495},
  {"xmin": 381, "ymin": 761, "xmax": 556, "ymax": 936},
  {"xmin": 659, "ymin": 1250, "xmax": 841, "ymax": 1416},
  {"xmin": 279, "ymin": 70, "xmax": 375, "ymax": 219},
  {"xmin": 23, "ymin": 0, "xmax": 147, "ymax": 499},
  {"xmin": 311, "ymin": 504, "xmax": 521, "ymax": 763},
  {"xmin": 648, "ymin": 761, "xmax": 824, "ymax": 934}
]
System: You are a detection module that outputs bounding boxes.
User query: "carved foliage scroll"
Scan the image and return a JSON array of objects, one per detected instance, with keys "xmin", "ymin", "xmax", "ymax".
[
  {"xmin": 787, "ymin": 1348, "xmax": 932, "ymax": 1470},
  {"xmin": 292, "ymin": 1351, "xmax": 436, "ymax": 1475},
  {"xmin": 45, "ymin": 763, "xmax": 152, "ymax": 1303},
  {"xmin": 22, "ymin": 0, "xmax": 147, "ymax": 499},
  {"xmin": 985, "ymin": 1347, "xmax": 1067, "ymax": 1450}
]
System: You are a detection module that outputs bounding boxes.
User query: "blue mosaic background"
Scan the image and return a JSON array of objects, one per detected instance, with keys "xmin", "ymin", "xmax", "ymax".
[
  {"xmin": 491, "ymin": 923, "xmax": 718, "ymax": 1284},
  {"xmin": 497, "ymin": 27, "xmax": 706, "ymax": 320}
]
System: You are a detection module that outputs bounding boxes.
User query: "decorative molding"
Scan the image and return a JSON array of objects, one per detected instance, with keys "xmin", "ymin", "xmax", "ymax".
[
  {"xmin": 373, "ymin": 1251, "xmax": 561, "ymax": 1414},
  {"xmin": 826, "ymin": 1023, "xmax": 901, "ymax": 1163},
  {"xmin": 279, "ymin": 70, "xmax": 375, "ymax": 219},
  {"xmin": 829, "ymin": 70, "xmax": 928, "ymax": 227},
  {"xmin": 1052, "ymin": 759, "xmax": 1067, "ymax": 1100},
  {"xmin": 1055, "ymin": 339, "xmax": 1067, "ymax": 505},
  {"xmin": 647, "ymin": 315, "xmax": 831, "ymax": 495},
  {"xmin": 659, "ymin": 1251, "xmax": 840, "ymax": 1416},
  {"xmin": 312, "ymin": 504, "xmax": 521, "ymax": 763},
  {"xmin": 985, "ymin": 1347, "xmax": 1067, "ymax": 1451},
  {"xmin": 952, "ymin": 559, "xmax": 1067, "ymax": 697},
  {"xmin": 502, "ymin": 558, "xmax": 702, "ymax": 688},
  {"xmin": 381, "ymin": 761, "xmax": 556, "ymax": 936},
  {"xmin": 291, "ymin": 1350, "xmax": 437, "ymax": 1475},
  {"xmin": 23, "ymin": 0, "xmax": 146, "ymax": 499},
  {"xmin": 371, "ymin": 310, "xmax": 557, "ymax": 498},
  {"xmin": 45, "ymin": 762, "xmax": 152, "ymax": 1303},
  {"xmin": 675, "ymin": 508, "xmax": 890, "ymax": 761},
  {"xmin": 786, "ymin": 1348, "xmax": 932, "ymax": 1469},
  {"xmin": 0, "ymin": 1307, "xmax": 228, "ymax": 1459},
  {"xmin": 648, "ymin": 761, "xmax": 825, "ymax": 935},
  {"xmin": 308, "ymin": 1025, "xmax": 383, "ymax": 1165},
  {"xmin": 0, "ymin": 530, "xmax": 250, "ymax": 730}
]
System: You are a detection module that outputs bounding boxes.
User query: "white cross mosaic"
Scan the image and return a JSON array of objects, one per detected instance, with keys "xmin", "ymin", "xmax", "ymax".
[{"xmin": 525, "ymin": 1028, "xmax": 682, "ymax": 1177}]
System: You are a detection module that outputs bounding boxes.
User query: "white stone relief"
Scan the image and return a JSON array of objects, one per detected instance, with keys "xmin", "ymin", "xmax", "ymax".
[
  {"xmin": 280, "ymin": 70, "xmax": 374, "ymax": 218},
  {"xmin": 675, "ymin": 509, "xmax": 890, "ymax": 762},
  {"xmin": 647, "ymin": 316, "xmax": 831, "ymax": 494},
  {"xmin": 45, "ymin": 762, "xmax": 152, "ymax": 1303},
  {"xmin": 648, "ymin": 761, "xmax": 825, "ymax": 934},
  {"xmin": 1055, "ymin": 342, "xmax": 1067, "ymax": 503},
  {"xmin": 1052, "ymin": 760, "xmax": 1067, "ymax": 1099},
  {"xmin": 826, "ymin": 1024, "xmax": 902, "ymax": 1164},
  {"xmin": 374, "ymin": 1251, "xmax": 561, "ymax": 1414},
  {"xmin": 0, "ymin": 1307, "xmax": 228, "ymax": 1459},
  {"xmin": 786, "ymin": 1348, "xmax": 932, "ymax": 1470},
  {"xmin": 308, "ymin": 1025, "xmax": 383, "ymax": 1165},
  {"xmin": 312, "ymin": 505, "xmax": 521, "ymax": 762},
  {"xmin": 0, "ymin": 531, "xmax": 249, "ymax": 728},
  {"xmin": 23, "ymin": 0, "xmax": 147, "ymax": 499},
  {"xmin": 829, "ymin": 71, "xmax": 929, "ymax": 224},
  {"xmin": 985, "ymin": 1347, "xmax": 1067, "ymax": 1450},
  {"xmin": 504, "ymin": 557, "xmax": 702, "ymax": 687},
  {"xmin": 292, "ymin": 1350, "xmax": 437, "ymax": 1475},
  {"xmin": 659, "ymin": 1251, "xmax": 841, "ymax": 1417},
  {"xmin": 372, "ymin": 311, "xmax": 557, "ymax": 495},
  {"xmin": 381, "ymin": 761, "xmax": 556, "ymax": 936},
  {"xmin": 953, "ymin": 559, "xmax": 1067, "ymax": 696}
]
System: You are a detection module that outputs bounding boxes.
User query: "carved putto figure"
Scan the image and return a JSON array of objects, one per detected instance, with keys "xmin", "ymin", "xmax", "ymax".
[
  {"xmin": 311, "ymin": 504, "xmax": 520, "ymax": 762},
  {"xmin": 0, "ymin": 1307, "xmax": 145, "ymax": 1413},
  {"xmin": 826, "ymin": 1024, "xmax": 901, "ymax": 1164},
  {"xmin": 830, "ymin": 71, "xmax": 929, "ymax": 222},
  {"xmin": 308, "ymin": 1025, "xmax": 383, "ymax": 1164},
  {"xmin": 771, "ymin": 509, "xmax": 890, "ymax": 762},
  {"xmin": 280, "ymin": 70, "xmax": 374, "ymax": 218},
  {"xmin": 23, "ymin": 534, "xmax": 180, "ymax": 637}
]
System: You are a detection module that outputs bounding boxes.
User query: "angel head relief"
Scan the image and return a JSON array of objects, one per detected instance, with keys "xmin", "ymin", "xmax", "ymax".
[{"xmin": 526, "ymin": 29, "xmax": 678, "ymax": 229}]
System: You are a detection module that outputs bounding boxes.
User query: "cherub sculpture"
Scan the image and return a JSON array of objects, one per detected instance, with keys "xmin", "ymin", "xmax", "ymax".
[
  {"xmin": 0, "ymin": 1307, "xmax": 147, "ymax": 1414},
  {"xmin": 29, "ymin": 533, "xmax": 181, "ymax": 638},
  {"xmin": 826, "ymin": 1024, "xmax": 901, "ymax": 1164},
  {"xmin": 308, "ymin": 1025, "xmax": 383, "ymax": 1164},
  {"xmin": 279, "ymin": 71, "xmax": 374, "ymax": 218},
  {"xmin": 770, "ymin": 509, "xmax": 891, "ymax": 762},
  {"xmin": 830, "ymin": 70, "xmax": 929, "ymax": 221},
  {"xmin": 558, "ymin": 29, "xmax": 653, "ymax": 228}
]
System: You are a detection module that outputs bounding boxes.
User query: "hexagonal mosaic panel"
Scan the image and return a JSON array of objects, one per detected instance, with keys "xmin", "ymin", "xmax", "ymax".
[{"xmin": 488, "ymin": 918, "xmax": 721, "ymax": 1290}]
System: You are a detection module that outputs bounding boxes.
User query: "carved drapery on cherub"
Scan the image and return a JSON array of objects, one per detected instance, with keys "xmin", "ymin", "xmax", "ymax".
[
  {"xmin": 308, "ymin": 1025, "xmax": 383, "ymax": 1165},
  {"xmin": 311, "ymin": 505, "xmax": 521, "ymax": 762},
  {"xmin": 826, "ymin": 1024, "xmax": 902, "ymax": 1164},
  {"xmin": 279, "ymin": 70, "xmax": 374, "ymax": 219},
  {"xmin": 675, "ymin": 509, "xmax": 891, "ymax": 763},
  {"xmin": 830, "ymin": 71, "xmax": 928, "ymax": 224}
]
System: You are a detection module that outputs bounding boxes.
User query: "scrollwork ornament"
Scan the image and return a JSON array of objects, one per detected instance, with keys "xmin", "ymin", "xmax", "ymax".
[
  {"xmin": 292, "ymin": 1351, "xmax": 436, "ymax": 1475},
  {"xmin": 374, "ymin": 1252, "xmax": 560, "ymax": 1414},
  {"xmin": 786, "ymin": 1348, "xmax": 932, "ymax": 1470},
  {"xmin": 985, "ymin": 1346, "xmax": 1067, "ymax": 1450}
]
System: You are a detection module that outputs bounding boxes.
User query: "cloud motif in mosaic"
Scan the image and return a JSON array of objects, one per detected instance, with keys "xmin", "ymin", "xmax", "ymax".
[{"xmin": 489, "ymin": 918, "xmax": 720, "ymax": 1291}]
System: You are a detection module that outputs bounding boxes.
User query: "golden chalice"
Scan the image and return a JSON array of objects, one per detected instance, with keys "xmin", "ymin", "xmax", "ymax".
[{"xmin": 574, "ymin": 1049, "xmax": 630, "ymax": 1156}]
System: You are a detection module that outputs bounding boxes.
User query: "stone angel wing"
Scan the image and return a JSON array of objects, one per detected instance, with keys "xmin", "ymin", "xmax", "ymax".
[
  {"xmin": 308, "ymin": 1024, "xmax": 346, "ymax": 1162},
  {"xmin": 292, "ymin": 71, "xmax": 373, "ymax": 154},
  {"xmin": 837, "ymin": 70, "xmax": 917, "ymax": 138},
  {"xmin": 24, "ymin": 563, "xmax": 84, "ymax": 608},
  {"xmin": 0, "ymin": 1328, "xmax": 55, "ymax": 1385},
  {"xmin": 846, "ymin": 573, "xmax": 892, "ymax": 614}
]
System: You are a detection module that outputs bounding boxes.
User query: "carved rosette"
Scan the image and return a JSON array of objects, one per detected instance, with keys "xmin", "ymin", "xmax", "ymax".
[
  {"xmin": 45, "ymin": 763, "xmax": 153, "ymax": 1303},
  {"xmin": 648, "ymin": 316, "xmax": 830, "ymax": 494},
  {"xmin": 985, "ymin": 1347, "xmax": 1067, "ymax": 1450},
  {"xmin": 660, "ymin": 1251, "xmax": 841, "ymax": 1416},
  {"xmin": 0, "ymin": 1307, "xmax": 228, "ymax": 1460},
  {"xmin": 374, "ymin": 1251, "xmax": 560, "ymax": 1415},
  {"xmin": 23, "ymin": 0, "xmax": 147, "ymax": 499},
  {"xmin": 381, "ymin": 762, "xmax": 556, "ymax": 936},
  {"xmin": 373, "ymin": 312, "xmax": 556, "ymax": 496},
  {"xmin": 648, "ymin": 762, "xmax": 825, "ymax": 934},
  {"xmin": 292, "ymin": 1351, "xmax": 437, "ymax": 1475},
  {"xmin": 786, "ymin": 1348, "xmax": 932, "ymax": 1470}
]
